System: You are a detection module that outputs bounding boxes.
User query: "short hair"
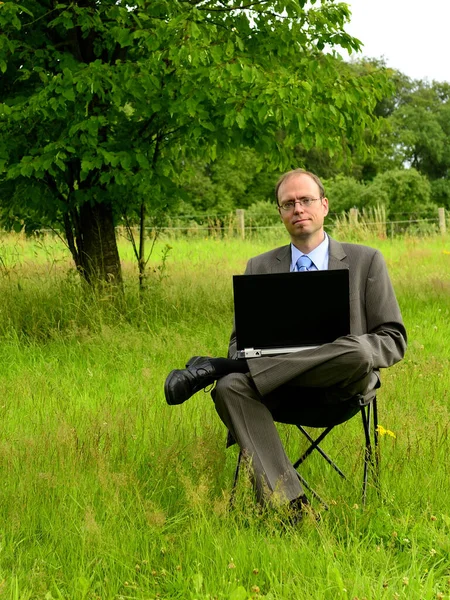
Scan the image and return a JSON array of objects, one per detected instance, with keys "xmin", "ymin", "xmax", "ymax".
[{"xmin": 274, "ymin": 169, "xmax": 326, "ymax": 205}]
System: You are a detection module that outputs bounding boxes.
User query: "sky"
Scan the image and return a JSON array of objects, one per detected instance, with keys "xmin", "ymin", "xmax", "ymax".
[{"xmin": 344, "ymin": 0, "xmax": 450, "ymax": 83}]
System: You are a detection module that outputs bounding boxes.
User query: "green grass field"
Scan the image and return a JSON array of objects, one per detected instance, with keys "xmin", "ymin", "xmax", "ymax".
[{"xmin": 0, "ymin": 231, "xmax": 449, "ymax": 600}]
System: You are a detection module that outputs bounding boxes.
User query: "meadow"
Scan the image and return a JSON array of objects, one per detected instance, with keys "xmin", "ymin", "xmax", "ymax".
[{"xmin": 0, "ymin": 230, "xmax": 449, "ymax": 600}]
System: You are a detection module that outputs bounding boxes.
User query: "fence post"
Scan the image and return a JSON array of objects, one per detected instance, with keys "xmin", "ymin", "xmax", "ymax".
[
  {"xmin": 438, "ymin": 207, "xmax": 446, "ymax": 234},
  {"xmin": 349, "ymin": 207, "xmax": 359, "ymax": 226},
  {"xmin": 236, "ymin": 209, "xmax": 245, "ymax": 239}
]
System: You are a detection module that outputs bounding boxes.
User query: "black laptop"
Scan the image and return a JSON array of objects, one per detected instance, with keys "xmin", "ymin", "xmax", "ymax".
[{"xmin": 233, "ymin": 270, "xmax": 350, "ymax": 358}]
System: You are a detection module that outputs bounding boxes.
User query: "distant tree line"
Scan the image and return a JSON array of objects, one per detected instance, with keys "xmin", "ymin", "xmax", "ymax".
[{"xmin": 176, "ymin": 71, "xmax": 450, "ymax": 224}]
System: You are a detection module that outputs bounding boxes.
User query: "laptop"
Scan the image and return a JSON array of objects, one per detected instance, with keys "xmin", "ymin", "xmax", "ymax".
[{"xmin": 233, "ymin": 270, "xmax": 350, "ymax": 358}]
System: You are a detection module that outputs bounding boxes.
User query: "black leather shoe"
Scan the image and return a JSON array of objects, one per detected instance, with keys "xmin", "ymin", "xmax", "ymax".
[{"xmin": 164, "ymin": 357, "xmax": 217, "ymax": 406}]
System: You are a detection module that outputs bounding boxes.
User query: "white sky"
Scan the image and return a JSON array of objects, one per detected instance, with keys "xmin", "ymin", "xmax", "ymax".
[{"xmin": 345, "ymin": 0, "xmax": 450, "ymax": 83}]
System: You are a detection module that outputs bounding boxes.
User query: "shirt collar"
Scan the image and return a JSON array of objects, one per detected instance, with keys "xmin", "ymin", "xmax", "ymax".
[{"xmin": 290, "ymin": 233, "xmax": 329, "ymax": 271}]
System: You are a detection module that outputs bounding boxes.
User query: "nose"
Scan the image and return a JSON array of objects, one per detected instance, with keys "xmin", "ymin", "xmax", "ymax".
[{"xmin": 293, "ymin": 200, "xmax": 305, "ymax": 214}]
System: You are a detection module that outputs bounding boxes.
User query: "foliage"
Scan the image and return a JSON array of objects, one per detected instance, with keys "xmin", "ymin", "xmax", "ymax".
[
  {"xmin": 370, "ymin": 168, "xmax": 433, "ymax": 218},
  {"xmin": 178, "ymin": 149, "xmax": 275, "ymax": 216},
  {"xmin": 430, "ymin": 176, "xmax": 450, "ymax": 210},
  {"xmin": 325, "ymin": 176, "xmax": 367, "ymax": 214},
  {"xmin": 0, "ymin": 0, "xmax": 392, "ymax": 281},
  {"xmin": 387, "ymin": 80, "xmax": 450, "ymax": 180},
  {"xmin": 326, "ymin": 168, "xmax": 436, "ymax": 220},
  {"xmin": 245, "ymin": 200, "xmax": 282, "ymax": 229}
]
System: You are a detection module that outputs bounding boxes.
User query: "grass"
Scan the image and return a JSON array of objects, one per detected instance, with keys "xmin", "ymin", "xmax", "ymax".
[{"xmin": 0, "ymin": 231, "xmax": 449, "ymax": 599}]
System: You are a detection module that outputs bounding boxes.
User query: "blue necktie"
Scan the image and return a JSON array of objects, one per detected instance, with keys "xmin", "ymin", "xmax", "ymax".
[{"xmin": 296, "ymin": 255, "xmax": 313, "ymax": 272}]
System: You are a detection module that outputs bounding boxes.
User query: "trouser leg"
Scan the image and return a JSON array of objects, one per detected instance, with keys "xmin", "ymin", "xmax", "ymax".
[
  {"xmin": 249, "ymin": 335, "xmax": 374, "ymax": 396},
  {"xmin": 212, "ymin": 373, "xmax": 304, "ymax": 504}
]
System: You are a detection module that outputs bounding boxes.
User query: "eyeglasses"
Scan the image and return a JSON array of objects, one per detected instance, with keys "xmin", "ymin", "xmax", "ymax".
[{"xmin": 278, "ymin": 197, "xmax": 322, "ymax": 211}]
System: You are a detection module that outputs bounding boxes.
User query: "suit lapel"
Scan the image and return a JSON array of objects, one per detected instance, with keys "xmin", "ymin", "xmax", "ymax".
[
  {"xmin": 272, "ymin": 245, "xmax": 291, "ymax": 272},
  {"xmin": 328, "ymin": 237, "xmax": 349, "ymax": 271}
]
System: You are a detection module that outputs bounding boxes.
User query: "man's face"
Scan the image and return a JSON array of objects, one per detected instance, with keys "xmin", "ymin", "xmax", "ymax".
[{"xmin": 277, "ymin": 174, "xmax": 329, "ymax": 247}]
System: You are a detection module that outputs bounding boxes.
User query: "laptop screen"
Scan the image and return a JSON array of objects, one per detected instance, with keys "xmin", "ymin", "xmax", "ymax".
[{"xmin": 233, "ymin": 270, "xmax": 350, "ymax": 352}]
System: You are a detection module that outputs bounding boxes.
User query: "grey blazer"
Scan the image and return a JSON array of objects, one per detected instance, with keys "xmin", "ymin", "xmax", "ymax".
[{"xmin": 228, "ymin": 237, "xmax": 407, "ymax": 370}]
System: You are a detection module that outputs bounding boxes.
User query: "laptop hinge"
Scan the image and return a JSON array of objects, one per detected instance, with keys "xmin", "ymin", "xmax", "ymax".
[
  {"xmin": 237, "ymin": 346, "xmax": 318, "ymax": 359},
  {"xmin": 237, "ymin": 348, "xmax": 262, "ymax": 358}
]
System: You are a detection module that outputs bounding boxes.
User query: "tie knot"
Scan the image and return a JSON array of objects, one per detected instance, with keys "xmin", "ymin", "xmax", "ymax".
[{"xmin": 296, "ymin": 255, "xmax": 313, "ymax": 272}]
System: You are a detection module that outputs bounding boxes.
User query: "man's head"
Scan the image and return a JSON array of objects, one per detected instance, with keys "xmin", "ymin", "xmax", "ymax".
[{"xmin": 275, "ymin": 169, "xmax": 329, "ymax": 252}]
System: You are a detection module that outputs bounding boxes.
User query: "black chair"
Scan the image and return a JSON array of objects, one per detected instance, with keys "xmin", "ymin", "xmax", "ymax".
[{"xmin": 229, "ymin": 386, "xmax": 380, "ymax": 510}]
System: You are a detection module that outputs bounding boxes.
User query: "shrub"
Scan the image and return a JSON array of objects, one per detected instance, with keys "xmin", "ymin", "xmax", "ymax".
[{"xmin": 371, "ymin": 168, "xmax": 435, "ymax": 218}]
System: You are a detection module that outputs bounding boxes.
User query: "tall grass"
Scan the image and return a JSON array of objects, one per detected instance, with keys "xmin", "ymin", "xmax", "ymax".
[
  {"xmin": 332, "ymin": 205, "xmax": 388, "ymax": 241},
  {"xmin": 0, "ymin": 232, "xmax": 449, "ymax": 599}
]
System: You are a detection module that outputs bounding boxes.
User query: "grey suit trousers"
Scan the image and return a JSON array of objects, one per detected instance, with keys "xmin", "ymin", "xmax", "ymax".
[{"xmin": 212, "ymin": 335, "xmax": 375, "ymax": 504}]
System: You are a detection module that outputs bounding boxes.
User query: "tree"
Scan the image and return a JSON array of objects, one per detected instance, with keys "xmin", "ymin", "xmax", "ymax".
[
  {"xmin": 325, "ymin": 168, "xmax": 434, "ymax": 220},
  {"xmin": 369, "ymin": 168, "xmax": 434, "ymax": 219},
  {"xmin": 0, "ymin": 0, "xmax": 390, "ymax": 285},
  {"xmin": 385, "ymin": 79, "xmax": 450, "ymax": 181}
]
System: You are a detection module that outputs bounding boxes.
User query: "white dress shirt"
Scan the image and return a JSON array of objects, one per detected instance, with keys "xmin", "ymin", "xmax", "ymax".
[{"xmin": 290, "ymin": 233, "xmax": 330, "ymax": 272}]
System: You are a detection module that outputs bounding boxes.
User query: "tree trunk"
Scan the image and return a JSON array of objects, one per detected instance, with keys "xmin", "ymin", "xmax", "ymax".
[
  {"xmin": 64, "ymin": 201, "xmax": 122, "ymax": 286},
  {"xmin": 138, "ymin": 201, "xmax": 146, "ymax": 290}
]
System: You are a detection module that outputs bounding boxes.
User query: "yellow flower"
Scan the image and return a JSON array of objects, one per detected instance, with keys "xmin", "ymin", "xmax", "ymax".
[{"xmin": 376, "ymin": 425, "xmax": 396, "ymax": 438}]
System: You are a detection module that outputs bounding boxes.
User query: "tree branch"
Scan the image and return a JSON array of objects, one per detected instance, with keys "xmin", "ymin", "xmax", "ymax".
[{"xmin": 122, "ymin": 213, "xmax": 140, "ymax": 263}]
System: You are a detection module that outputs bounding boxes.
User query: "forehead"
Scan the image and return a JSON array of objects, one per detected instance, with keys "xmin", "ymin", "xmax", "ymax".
[{"xmin": 278, "ymin": 174, "xmax": 321, "ymax": 200}]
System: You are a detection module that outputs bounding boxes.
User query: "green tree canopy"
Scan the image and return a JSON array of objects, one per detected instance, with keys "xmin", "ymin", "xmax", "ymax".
[
  {"xmin": 384, "ymin": 79, "xmax": 450, "ymax": 180},
  {"xmin": 0, "ymin": 0, "xmax": 390, "ymax": 283}
]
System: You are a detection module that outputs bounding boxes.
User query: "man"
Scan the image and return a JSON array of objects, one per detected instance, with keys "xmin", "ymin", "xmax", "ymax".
[{"xmin": 164, "ymin": 168, "xmax": 406, "ymax": 516}]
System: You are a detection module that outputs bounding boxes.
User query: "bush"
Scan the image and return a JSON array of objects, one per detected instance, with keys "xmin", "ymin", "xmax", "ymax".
[
  {"xmin": 245, "ymin": 200, "xmax": 282, "ymax": 230},
  {"xmin": 431, "ymin": 178, "xmax": 450, "ymax": 210},
  {"xmin": 371, "ymin": 168, "xmax": 435, "ymax": 218},
  {"xmin": 324, "ymin": 176, "xmax": 366, "ymax": 214}
]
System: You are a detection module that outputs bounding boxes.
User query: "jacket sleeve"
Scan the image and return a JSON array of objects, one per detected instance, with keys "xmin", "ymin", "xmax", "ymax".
[
  {"xmin": 227, "ymin": 258, "xmax": 254, "ymax": 359},
  {"xmin": 358, "ymin": 250, "xmax": 407, "ymax": 369}
]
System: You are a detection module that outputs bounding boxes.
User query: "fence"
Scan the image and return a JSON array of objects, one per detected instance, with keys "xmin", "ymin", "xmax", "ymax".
[
  {"xmin": 2, "ymin": 207, "xmax": 448, "ymax": 240},
  {"xmin": 134, "ymin": 206, "xmax": 448, "ymax": 239}
]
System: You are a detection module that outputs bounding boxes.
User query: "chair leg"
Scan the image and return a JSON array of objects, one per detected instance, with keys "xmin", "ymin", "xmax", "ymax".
[
  {"xmin": 361, "ymin": 404, "xmax": 375, "ymax": 505},
  {"xmin": 229, "ymin": 449, "xmax": 242, "ymax": 508},
  {"xmin": 295, "ymin": 471, "xmax": 329, "ymax": 510},
  {"xmin": 294, "ymin": 425, "xmax": 346, "ymax": 479},
  {"xmin": 373, "ymin": 398, "xmax": 380, "ymax": 493}
]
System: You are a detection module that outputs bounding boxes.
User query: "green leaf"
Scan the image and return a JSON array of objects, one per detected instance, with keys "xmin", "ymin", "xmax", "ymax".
[
  {"xmin": 61, "ymin": 87, "xmax": 75, "ymax": 101},
  {"xmin": 236, "ymin": 113, "xmax": 245, "ymax": 129},
  {"xmin": 0, "ymin": 103, "xmax": 12, "ymax": 116},
  {"xmin": 119, "ymin": 153, "xmax": 132, "ymax": 170},
  {"xmin": 235, "ymin": 35, "xmax": 244, "ymax": 51},
  {"xmin": 225, "ymin": 39, "xmax": 234, "ymax": 57},
  {"xmin": 190, "ymin": 21, "xmax": 201, "ymax": 39},
  {"xmin": 136, "ymin": 153, "xmax": 149, "ymax": 169},
  {"xmin": 242, "ymin": 66, "xmax": 253, "ymax": 84},
  {"xmin": 228, "ymin": 586, "xmax": 249, "ymax": 600},
  {"xmin": 113, "ymin": 27, "xmax": 133, "ymax": 47}
]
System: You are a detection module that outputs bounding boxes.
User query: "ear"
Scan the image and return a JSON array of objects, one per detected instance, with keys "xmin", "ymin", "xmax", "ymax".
[{"xmin": 322, "ymin": 197, "xmax": 329, "ymax": 217}]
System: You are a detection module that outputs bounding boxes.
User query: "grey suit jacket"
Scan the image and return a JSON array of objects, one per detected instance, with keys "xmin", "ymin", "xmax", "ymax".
[{"xmin": 228, "ymin": 237, "xmax": 407, "ymax": 370}]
